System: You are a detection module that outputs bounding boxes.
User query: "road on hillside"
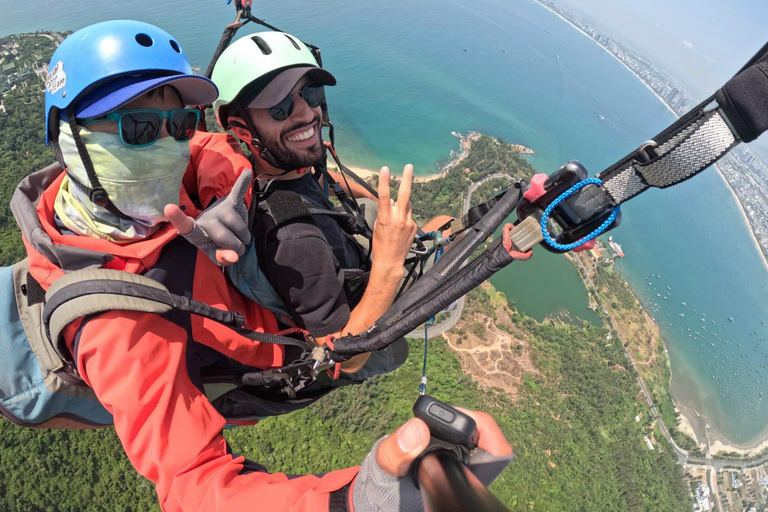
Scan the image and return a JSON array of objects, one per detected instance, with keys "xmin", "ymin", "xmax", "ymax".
[
  {"xmin": 572, "ymin": 256, "xmax": 768, "ymax": 471},
  {"xmin": 408, "ymin": 173, "xmax": 515, "ymax": 339}
]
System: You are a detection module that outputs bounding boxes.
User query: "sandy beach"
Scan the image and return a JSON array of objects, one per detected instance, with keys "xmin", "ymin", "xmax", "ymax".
[
  {"xmin": 327, "ymin": 131, "xmax": 535, "ymax": 184},
  {"xmin": 675, "ymin": 406, "xmax": 702, "ymax": 447},
  {"xmin": 712, "ymin": 163, "xmax": 768, "ymax": 273}
]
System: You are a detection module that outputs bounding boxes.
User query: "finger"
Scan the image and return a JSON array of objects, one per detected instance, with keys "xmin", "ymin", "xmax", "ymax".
[
  {"xmin": 404, "ymin": 199, "xmax": 413, "ymax": 218},
  {"xmin": 215, "ymin": 249, "xmax": 240, "ymax": 266},
  {"xmin": 219, "ymin": 211, "xmax": 253, "ymax": 248},
  {"xmin": 164, "ymin": 204, "xmax": 195, "ymax": 235},
  {"xmin": 396, "ymin": 164, "xmax": 413, "ymax": 214},
  {"xmin": 455, "ymin": 408, "xmax": 512, "ymax": 457},
  {"xmin": 377, "ymin": 167, "xmax": 391, "ymax": 221},
  {"xmin": 376, "ymin": 418, "xmax": 431, "ymax": 477},
  {"xmin": 509, "ymin": 249, "xmax": 533, "ymax": 260},
  {"xmin": 501, "ymin": 224, "xmax": 533, "ymax": 260},
  {"xmin": 228, "ymin": 168, "xmax": 253, "ymax": 208},
  {"xmin": 211, "ymin": 229, "xmax": 247, "ymax": 257},
  {"xmin": 502, "ymin": 223, "xmax": 514, "ymax": 252}
]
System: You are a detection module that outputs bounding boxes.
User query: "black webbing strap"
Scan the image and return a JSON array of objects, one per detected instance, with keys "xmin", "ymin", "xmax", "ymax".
[
  {"xmin": 318, "ymin": 165, "xmax": 372, "ymax": 235},
  {"xmin": 259, "ymin": 189, "xmax": 369, "ymax": 237},
  {"xmin": 451, "ymin": 182, "xmax": 515, "ymax": 234},
  {"xmin": 328, "ymin": 483, "xmax": 351, "ymax": 512},
  {"xmin": 594, "ymin": 41, "xmax": 768, "ymax": 206},
  {"xmin": 43, "ymin": 274, "xmax": 311, "ymax": 351},
  {"xmin": 715, "ymin": 42, "xmax": 768, "ymax": 143},
  {"xmin": 205, "ymin": 19, "xmax": 245, "ymax": 79}
]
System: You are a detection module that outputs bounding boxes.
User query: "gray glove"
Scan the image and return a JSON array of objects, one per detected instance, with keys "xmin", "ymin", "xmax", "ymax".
[
  {"xmin": 180, "ymin": 169, "xmax": 252, "ymax": 265},
  {"xmin": 352, "ymin": 437, "xmax": 512, "ymax": 512}
]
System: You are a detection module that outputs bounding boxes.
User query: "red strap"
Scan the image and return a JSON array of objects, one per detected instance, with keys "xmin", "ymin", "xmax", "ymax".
[{"xmin": 327, "ymin": 363, "xmax": 342, "ymax": 380}]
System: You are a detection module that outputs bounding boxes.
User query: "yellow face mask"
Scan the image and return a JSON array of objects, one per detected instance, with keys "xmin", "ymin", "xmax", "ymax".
[{"xmin": 54, "ymin": 121, "xmax": 190, "ymax": 241}]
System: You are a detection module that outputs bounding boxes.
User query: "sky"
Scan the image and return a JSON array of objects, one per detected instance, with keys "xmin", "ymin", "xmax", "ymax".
[{"xmin": 556, "ymin": 0, "xmax": 768, "ymax": 154}]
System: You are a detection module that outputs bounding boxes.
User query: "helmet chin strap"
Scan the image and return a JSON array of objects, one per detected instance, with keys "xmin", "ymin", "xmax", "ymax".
[
  {"xmin": 60, "ymin": 107, "xmax": 134, "ymax": 220},
  {"xmin": 231, "ymin": 103, "xmax": 294, "ymax": 174}
]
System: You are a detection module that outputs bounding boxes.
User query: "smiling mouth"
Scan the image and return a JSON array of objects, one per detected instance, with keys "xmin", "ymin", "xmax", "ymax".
[{"xmin": 285, "ymin": 125, "xmax": 316, "ymax": 143}]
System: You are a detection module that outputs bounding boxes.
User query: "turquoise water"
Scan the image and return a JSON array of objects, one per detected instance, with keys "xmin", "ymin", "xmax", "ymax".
[{"xmin": 3, "ymin": 0, "xmax": 768, "ymax": 444}]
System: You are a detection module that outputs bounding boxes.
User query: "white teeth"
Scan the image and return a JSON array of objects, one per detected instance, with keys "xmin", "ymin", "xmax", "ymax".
[{"xmin": 287, "ymin": 126, "xmax": 315, "ymax": 142}]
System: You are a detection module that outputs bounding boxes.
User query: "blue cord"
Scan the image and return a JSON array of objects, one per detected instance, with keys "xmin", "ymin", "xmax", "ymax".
[{"xmin": 540, "ymin": 178, "xmax": 620, "ymax": 251}]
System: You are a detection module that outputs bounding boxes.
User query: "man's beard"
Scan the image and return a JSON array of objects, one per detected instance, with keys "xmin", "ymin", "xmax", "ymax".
[{"xmin": 254, "ymin": 114, "xmax": 324, "ymax": 170}]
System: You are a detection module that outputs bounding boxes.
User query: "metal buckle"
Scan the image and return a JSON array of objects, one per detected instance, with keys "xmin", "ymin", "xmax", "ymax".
[
  {"xmin": 409, "ymin": 238, "xmax": 430, "ymax": 256},
  {"xmin": 310, "ymin": 346, "xmax": 335, "ymax": 377},
  {"xmin": 634, "ymin": 140, "xmax": 658, "ymax": 165}
]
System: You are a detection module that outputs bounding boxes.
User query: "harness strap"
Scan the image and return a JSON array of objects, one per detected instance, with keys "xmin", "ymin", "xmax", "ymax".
[
  {"xmin": 260, "ymin": 189, "xmax": 370, "ymax": 236},
  {"xmin": 597, "ymin": 106, "xmax": 737, "ymax": 205},
  {"xmin": 595, "ymin": 41, "xmax": 768, "ymax": 206},
  {"xmin": 42, "ymin": 268, "xmax": 312, "ymax": 363},
  {"xmin": 317, "ymin": 165, "xmax": 373, "ymax": 236}
]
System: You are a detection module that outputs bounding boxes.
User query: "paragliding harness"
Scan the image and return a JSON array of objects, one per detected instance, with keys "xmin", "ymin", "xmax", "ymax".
[
  {"xmin": 204, "ymin": 1, "xmax": 494, "ymax": 300},
  {"xmin": 200, "ymin": 3, "xmax": 768, "ymax": 390}
]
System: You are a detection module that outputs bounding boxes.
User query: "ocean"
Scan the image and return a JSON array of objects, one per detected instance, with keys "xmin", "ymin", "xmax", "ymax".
[{"xmin": 2, "ymin": 0, "xmax": 767, "ymax": 446}]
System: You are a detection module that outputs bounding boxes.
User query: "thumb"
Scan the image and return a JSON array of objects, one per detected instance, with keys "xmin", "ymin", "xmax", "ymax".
[
  {"xmin": 165, "ymin": 204, "xmax": 195, "ymax": 235},
  {"xmin": 215, "ymin": 248, "xmax": 240, "ymax": 266},
  {"xmin": 376, "ymin": 418, "xmax": 431, "ymax": 477}
]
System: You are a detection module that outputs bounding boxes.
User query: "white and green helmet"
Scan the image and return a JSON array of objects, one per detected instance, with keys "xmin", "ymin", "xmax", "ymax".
[{"xmin": 211, "ymin": 31, "xmax": 336, "ymax": 129}]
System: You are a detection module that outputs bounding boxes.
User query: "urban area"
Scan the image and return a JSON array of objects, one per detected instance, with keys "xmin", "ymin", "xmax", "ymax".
[{"xmin": 538, "ymin": 0, "xmax": 768, "ymax": 266}]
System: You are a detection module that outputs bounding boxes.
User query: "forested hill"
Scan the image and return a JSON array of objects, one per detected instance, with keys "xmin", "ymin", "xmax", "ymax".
[
  {"xmin": 0, "ymin": 33, "xmax": 64, "ymax": 265},
  {"xmin": 1, "ymin": 32, "xmax": 689, "ymax": 511}
]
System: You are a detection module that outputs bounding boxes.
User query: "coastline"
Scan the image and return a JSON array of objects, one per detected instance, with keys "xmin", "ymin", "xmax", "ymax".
[
  {"xmin": 537, "ymin": 0, "xmax": 768, "ymax": 452},
  {"xmin": 708, "ymin": 425, "xmax": 768, "ymax": 458},
  {"xmin": 534, "ymin": 0, "xmax": 768, "ymax": 275},
  {"xmin": 713, "ymin": 162, "xmax": 768, "ymax": 273},
  {"xmin": 327, "ymin": 131, "xmax": 535, "ymax": 183},
  {"xmin": 676, "ymin": 392, "xmax": 768, "ymax": 457}
]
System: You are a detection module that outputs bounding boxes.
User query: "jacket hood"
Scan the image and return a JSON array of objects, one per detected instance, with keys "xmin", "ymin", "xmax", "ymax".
[{"xmin": 11, "ymin": 163, "xmax": 191, "ymax": 289}]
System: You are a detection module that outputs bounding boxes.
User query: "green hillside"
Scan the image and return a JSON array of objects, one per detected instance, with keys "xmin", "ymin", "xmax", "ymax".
[{"xmin": 0, "ymin": 32, "xmax": 689, "ymax": 512}]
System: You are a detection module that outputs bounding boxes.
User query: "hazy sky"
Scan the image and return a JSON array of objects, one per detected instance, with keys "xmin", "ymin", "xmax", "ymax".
[
  {"xmin": 555, "ymin": 0, "xmax": 767, "ymax": 154},
  {"xmin": 556, "ymin": 0, "xmax": 766, "ymax": 98}
]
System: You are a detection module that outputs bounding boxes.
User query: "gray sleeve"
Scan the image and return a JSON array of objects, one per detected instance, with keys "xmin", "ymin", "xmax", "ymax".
[
  {"xmin": 262, "ymin": 233, "xmax": 350, "ymax": 337},
  {"xmin": 352, "ymin": 438, "xmax": 512, "ymax": 512}
]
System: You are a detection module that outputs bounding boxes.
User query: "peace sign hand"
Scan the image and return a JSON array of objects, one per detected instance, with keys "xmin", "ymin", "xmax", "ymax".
[
  {"xmin": 164, "ymin": 169, "xmax": 253, "ymax": 266},
  {"xmin": 371, "ymin": 165, "xmax": 418, "ymax": 271}
]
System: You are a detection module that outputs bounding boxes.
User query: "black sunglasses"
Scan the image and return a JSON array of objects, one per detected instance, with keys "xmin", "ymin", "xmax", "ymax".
[
  {"xmin": 82, "ymin": 108, "xmax": 200, "ymax": 147},
  {"xmin": 269, "ymin": 83, "xmax": 325, "ymax": 122}
]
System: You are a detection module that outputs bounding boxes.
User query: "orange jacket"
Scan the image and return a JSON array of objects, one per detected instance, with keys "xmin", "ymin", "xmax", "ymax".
[
  {"xmin": 184, "ymin": 130, "xmax": 254, "ymax": 209},
  {"xmin": 14, "ymin": 132, "xmax": 357, "ymax": 512}
]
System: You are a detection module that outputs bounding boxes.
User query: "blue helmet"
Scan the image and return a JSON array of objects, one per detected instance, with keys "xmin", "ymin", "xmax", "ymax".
[{"xmin": 44, "ymin": 20, "xmax": 218, "ymax": 145}]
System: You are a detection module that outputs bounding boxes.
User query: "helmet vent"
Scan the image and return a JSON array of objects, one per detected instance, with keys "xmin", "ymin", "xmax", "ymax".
[
  {"xmin": 284, "ymin": 34, "xmax": 301, "ymax": 50},
  {"xmin": 251, "ymin": 36, "xmax": 272, "ymax": 55},
  {"xmin": 169, "ymin": 40, "xmax": 181, "ymax": 53},
  {"xmin": 135, "ymin": 33, "xmax": 153, "ymax": 47}
]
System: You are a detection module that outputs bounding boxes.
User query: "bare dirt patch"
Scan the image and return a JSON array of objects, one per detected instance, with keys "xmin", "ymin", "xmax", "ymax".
[{"xmin": 444, "ymin": 302, "xmax": 539, "ymax": 399}]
